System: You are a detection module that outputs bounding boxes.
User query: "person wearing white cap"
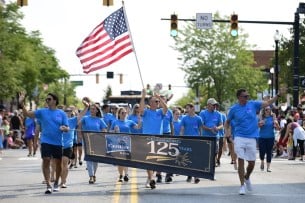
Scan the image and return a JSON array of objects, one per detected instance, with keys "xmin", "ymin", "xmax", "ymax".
[{"xmin": 199, "ymin": 98, "xmax": 223, "ymax": 167}]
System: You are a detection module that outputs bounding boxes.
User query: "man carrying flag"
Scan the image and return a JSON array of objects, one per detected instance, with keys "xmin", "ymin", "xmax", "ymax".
[{"xmin": 76, "ymin": 7, "xmax": 133, "ymax": 74}]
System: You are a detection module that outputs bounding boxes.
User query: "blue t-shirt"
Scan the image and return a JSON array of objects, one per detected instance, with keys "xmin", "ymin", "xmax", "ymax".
[
  {"xmin": 34, "ymin": 108, "xmax": 69, "ymax": 146},
  {"xmin": 199, "ymin": 110, "xmax": 223, "ymax": 137},
  {"xmin": 163, "ymin": 109, "xmax": 173, "ymax": 134},
  {"xmin": 63, "ymin": 116, "xmax": 78, "ymax": 148},
  {"xmin": 127, "ymin": 114, "xmax": 142, "ymax": 134},
  {"xmin": 180, "ymin": 115, "xmax": 203, "ymax": 136},
  {"xmin": 142, "ymin": 108, "xmax": 165, "ymax": 135},
  {"xmin": 111, "ymin": 119, "xmax": 137, "ymax": 133},
  {"xmin": 104, "ymin": 113, "xmax": 116, "ymax": 129},
  {"xmin": 81, "ymin": 116, "xmax": 107, "ymax": 132},
  {"xmin": 173, "ymin": 119, "xmax": 181, "ymax": 136},
  {"xmin": 259, "ymin": 116, "xmax": 275, "ymax": 139},
  {"xmin": 227, "ymin": 100, "xmax": 262, "ymax": 138},
  {"xmin": 218, "ymin": 112, "xmax": 226, "ymax": 138},
  {"xmin": 24, "ymin": 117, "xmax": 35, "ymax": 139}
]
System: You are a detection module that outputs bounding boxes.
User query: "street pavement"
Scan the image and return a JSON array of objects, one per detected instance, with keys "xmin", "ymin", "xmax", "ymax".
[{"xmin": 1, "ymin": 148, "xmax": 305, "ymax": 203}]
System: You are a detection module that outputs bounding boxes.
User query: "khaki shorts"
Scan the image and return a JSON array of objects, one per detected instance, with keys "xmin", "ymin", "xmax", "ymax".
[{"xmin": 234, "ymin": 136, "xmax": 257, "ymax": 161}]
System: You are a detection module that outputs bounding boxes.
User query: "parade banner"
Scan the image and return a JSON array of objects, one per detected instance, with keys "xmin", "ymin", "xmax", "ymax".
[{"xmin": 82, "ymin": 132, "xmax": 216, "ymax": 180}]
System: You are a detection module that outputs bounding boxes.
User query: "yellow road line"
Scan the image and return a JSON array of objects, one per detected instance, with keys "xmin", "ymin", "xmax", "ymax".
[
  {"xmin": 130, "ymin": 168, "xmax": 138, "ymax": 203},
  {"xmin": 112, "ymin": 168, "xmax": 138, "ymax": 203},
  {"xmin": 113, "ymin": 176, "xmax": 122, "ymax": 203}
]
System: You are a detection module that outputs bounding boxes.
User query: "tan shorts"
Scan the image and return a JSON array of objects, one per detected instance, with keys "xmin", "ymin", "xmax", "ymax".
[{"xmin": 234, "ymin": 136, "xmax": 257, "ymax": 161}]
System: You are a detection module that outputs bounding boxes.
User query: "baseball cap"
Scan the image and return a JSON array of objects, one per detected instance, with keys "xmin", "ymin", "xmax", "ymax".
[{"xmin": 207, "ymin": 98, "xmax": 218, "ymax": 105}]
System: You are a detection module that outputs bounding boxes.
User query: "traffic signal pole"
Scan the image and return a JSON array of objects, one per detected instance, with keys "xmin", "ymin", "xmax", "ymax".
[{"xmin": 162, "ymin": 11, "xmax": 305, "ymax": 106}]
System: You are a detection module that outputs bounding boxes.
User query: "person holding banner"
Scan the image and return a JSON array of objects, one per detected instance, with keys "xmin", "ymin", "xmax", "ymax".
[
  {"xmin": 180, "ymin": 103, "xmax": 203, "ymax": 184},
  {"xmin": 79, "ymin": 103, "xmax": 107, "ymax": 184},
  {"xmin": 139, "ymin": 89, "xmax": 168, "ymax": 189},
  {"xmin": 112, "ymin": 107, "xmax": 142, "ymax": 182},
  {"xmin": 225, "ymin": 88, "xmax": 284, "ymax": 195}
]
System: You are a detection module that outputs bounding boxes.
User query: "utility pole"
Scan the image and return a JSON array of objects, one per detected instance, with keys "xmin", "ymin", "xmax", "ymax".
[{"xmin": 293, "ymin": 11, "xmax": 300, "ymax": 107}]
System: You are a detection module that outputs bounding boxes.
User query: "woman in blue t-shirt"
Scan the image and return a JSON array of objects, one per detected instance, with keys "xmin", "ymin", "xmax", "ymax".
[
  {"xmin": 258, "ymin": 106, "xmax": 280, "ymax": 172},
  {"xmin": 79, "ymin": 104, "xmax": 107, "ymax": 184},
  {"xmin": 111, "ymin": 107, "xmax": 141, "ymax": 182}
]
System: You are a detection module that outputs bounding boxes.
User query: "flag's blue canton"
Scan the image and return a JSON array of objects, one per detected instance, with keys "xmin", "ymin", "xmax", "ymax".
[{"xmin": 104, "ymin": 7, "xmax": 128, "ymax": 40}]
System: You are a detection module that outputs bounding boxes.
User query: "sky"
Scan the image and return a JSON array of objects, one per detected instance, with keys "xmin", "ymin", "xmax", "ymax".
[{"xmin": 13, "ymin": 0, "xmax": 303, "ymax": 104}]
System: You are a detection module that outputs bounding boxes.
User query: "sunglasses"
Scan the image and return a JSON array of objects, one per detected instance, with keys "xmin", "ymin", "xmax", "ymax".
[
  {"xmin": 240, "ymin": 95, "xmax": 249, "ymax": 99},
  {"xmin": 45, "ymin": 98, "xmax": 52, "ymax": 102},
  {"xmin": 155, "ymin": 100, "xmax": 160, "ymax": 103}
]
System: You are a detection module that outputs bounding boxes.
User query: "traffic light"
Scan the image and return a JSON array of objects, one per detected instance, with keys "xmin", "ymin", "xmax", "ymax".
[
  {"xmin": 17, "ymin": 0, "xmax": 28, "ymax": 6},
  {"xmin": 106, "ymin": 71, "xmax": 114, "ymax": 79},
  {"xmin": 119, "ymin": 73, "xmax": 123, "ymax": 84},
  {"xmin": 230, "ymin": 14, "xmax": 238, "ymax": 37},
  {"xmin": 170, "ymin": 14, "xmax": 178, "ymax": 37},
  {"xmin": 96, "ymin": 73, "xmax": 99, "ymax": 84},
  {"xmin": 103, "ymin": 0, "xmax": 113, "ymax": 6}
]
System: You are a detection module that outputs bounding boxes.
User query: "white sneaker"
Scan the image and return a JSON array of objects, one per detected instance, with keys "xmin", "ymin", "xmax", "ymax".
[
  {"xmin": 245, "ymin": 178, "xmax": 253, "ymax": 191},
  {"xmin": 239, "ymin": 184, "xmax": 246, "ymax": 195},
  {"xmin": 145, "ymin": 179, "xmax": 150, "ymax": 188},
  {"xmin": 280, "ymin": 152, "xmax": 288, "ymax": 158}
]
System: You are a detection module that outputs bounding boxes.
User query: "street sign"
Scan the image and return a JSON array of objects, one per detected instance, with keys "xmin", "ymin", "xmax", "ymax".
[
  {"xmin": 71, "ymin": 80, "xmax": 83, "ymax": 86},
  {"xmin": 196, "ymin": 13, "xmax": 213, "ymax": 29}
]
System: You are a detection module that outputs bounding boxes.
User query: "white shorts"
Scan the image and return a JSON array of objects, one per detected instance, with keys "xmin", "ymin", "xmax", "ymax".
[{"xmin": 234, "ymin": 136, "xmax": 257, "ymax": 161}]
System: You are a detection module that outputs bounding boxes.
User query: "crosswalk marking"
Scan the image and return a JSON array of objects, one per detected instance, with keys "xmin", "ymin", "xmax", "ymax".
[{"xmin": 18, "ymin": 157, "xmax": 39, "ymax": 161}]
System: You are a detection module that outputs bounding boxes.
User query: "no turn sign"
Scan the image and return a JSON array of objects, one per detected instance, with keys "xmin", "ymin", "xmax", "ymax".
[{"xmin": 196, "ymin": 13, "xmax": 213, "ymax": 29}]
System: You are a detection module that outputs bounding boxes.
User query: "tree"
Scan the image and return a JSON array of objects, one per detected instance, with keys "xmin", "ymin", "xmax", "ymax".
[
  {"xmin": 172, "ymin": 13, "xmax": 267, "ymax": 108},
  {"xmin": 278, "ymin": 18, "xmax": 305, "ymax": 103},
  {"xmin": 0, "ymin": 3, "xmax": 72, "ymax": 108}
]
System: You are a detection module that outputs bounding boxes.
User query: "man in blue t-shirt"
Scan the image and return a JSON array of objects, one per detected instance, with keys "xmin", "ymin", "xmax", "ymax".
[
  {"xmin": 139, "ymin": 89, "xmax": 168, "ymax": 189},
  {"xmin": 225, "ymin": 88, "xmax": 283, "ymax": 195},
  {"xmin": 19, "ymin": 92, "xmax": 69, "ymax": 194},
  {"xmin": 199, "ymin": 98, "xmax": 223, "ymax": 167}
]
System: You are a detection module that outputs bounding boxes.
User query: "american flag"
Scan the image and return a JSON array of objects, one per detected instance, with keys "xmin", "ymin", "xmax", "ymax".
[{"xmin": 76, "ymin": 7, "xmax": 133, "ymax": 74}]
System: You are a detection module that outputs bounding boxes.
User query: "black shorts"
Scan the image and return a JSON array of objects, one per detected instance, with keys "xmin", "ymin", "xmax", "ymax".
[
  {"xmin": 63, "ymin": 147, "xmax": 73, "ymax": 159},
  {"xmin": 73, "ymin": 142, "xmax": 83, "ymax": 147},
  {"xmin": 41, "ymin": 143, "xmax": 63, "ymax": 159},
  {"xmin": 218, "ymin": 137, "xmax": 224, "ymax": 149}
]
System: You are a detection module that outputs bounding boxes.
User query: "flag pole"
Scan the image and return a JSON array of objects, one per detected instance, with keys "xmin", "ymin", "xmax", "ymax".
[{"xmin": 121, "ymin": 1, "xmax": 145, "ymax": 89}]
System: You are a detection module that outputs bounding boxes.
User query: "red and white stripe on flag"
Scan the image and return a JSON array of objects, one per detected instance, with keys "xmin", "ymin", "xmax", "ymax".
[{"xmin": 76, "ymin": 7, "xmax": 133, "ymax": 74}]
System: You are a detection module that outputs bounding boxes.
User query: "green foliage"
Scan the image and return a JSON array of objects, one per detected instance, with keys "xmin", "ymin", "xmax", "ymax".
[
  {"xmin": 172, "ymin": 13, "xmax": 268, "ymax": 108},
  {"xmin": 0, "ymin": 3, "xmax": 74, "ymax": 107},
  {"xmin": 278, "ymin": 19, "xmax": 305, "ymax": 98}
]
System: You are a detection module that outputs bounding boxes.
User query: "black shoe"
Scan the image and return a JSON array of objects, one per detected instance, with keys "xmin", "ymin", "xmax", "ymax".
[
  {"xmin": 194, "ymin": 178, "xmax": 200, "ymax": 184},
  {"xmin": 45, "ymin": 185, "xmax": 52, "ymax": 194},
  {"xmin": 149, "ymin": 180, "xmax": 156, "ymax": 189},
  {"xmin": 165, "ymin": 175, "xmax": 173, "ymax": 183},
  {"xmin": 216, "ymin": 159, "xmax": 220, "ymax": 166},
  {"xmin": 89, "ymin": 176, "xmax": 94, "ymax": 184},
  {"xmin": 186, "ymin": 176, "xmax": 192, "ymax": 183},
  {"xmin": 79, "ymin": 161, "xmax": 83, "ymax": 165},
  {"xmin": 118, "ymin": 175, "xmax": 123, "ymax": 182},
  {"xmin": 156, "ymin": 174, "xmax": 162, "ymax": 183},
  {"xmin": 123, "ymin": 175, "xmax": 129, "ymax": 182},
  {"xmin": 69, "ymin": 164, "xmax": 74, "ymax": 169}
]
